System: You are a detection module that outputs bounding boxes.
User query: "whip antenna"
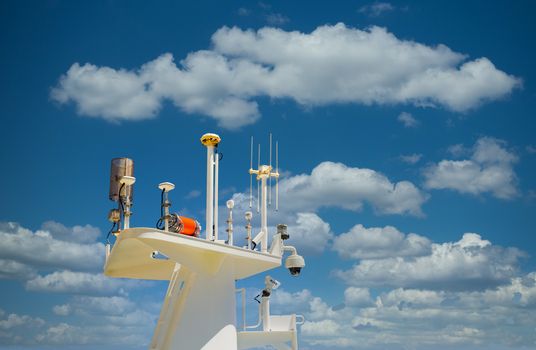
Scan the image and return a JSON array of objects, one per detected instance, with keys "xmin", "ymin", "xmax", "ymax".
[
  {"xmin": 276, "ymin": 141, "xmax": 279, "ymax": 211},
  {"xmin": 249, "ymin": 136, "xmax": 253, "ymax": 209},
  {"xmin": 269, "ymin": 133, "xmax": 272, "ymax": 207},
  {"xmin": 257, "ymin": 144, "xmax": 260, "ymax": 213}
]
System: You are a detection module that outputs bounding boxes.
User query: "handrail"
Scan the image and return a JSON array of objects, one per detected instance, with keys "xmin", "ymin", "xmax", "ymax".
[
  {"xmin": 245, "ymin": 302, "xmax": 262, "ymax": 330},
  {"xmin": 235, "ymin": 288, "xmax": 246, "ymax": 331}
]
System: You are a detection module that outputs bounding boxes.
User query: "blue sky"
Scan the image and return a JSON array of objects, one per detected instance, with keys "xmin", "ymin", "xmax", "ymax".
[{"xmin": 1, "ymin": 0, "xmax": 536, "ymax": 349}]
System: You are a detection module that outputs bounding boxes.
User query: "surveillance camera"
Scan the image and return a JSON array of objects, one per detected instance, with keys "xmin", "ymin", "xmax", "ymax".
[
  {"xmin": 285, "ymin": 253, "xmax": 305, "ymax": 276},
  {"xmin": 226, "ymin": 199, "xmax": 234, "ymax": 209},
  {"xmin": 245, "ymin": 211, "xmax": 252, "ymax": 221}
]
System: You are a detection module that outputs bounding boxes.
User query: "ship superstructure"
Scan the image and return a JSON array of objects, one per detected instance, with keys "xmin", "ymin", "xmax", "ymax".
[{"xmin": 103, "ymin": 133, "xmax": 305, "ymax": 350}]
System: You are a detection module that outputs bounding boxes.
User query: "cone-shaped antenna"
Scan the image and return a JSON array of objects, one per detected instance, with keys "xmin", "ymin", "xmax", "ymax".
[
  {"xmin": 276, "ymin": 140, "xmax": 279, "ymax": 211},
  {"xmin": 269, "ymin": 133, "xmax": 272, "ymax": 207},
  {"xmin": 249, "ymin": 136, "xmax": 253, "ymax": 208}
]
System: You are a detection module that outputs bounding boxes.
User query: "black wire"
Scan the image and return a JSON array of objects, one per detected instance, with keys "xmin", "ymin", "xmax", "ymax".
[
  {"xmin": 105, "ymin": 221, "xmax": 117, "ymax": 244},
  {"xmin": 118, "ymin": 183, "xmax": 125, "ymax": 218}
]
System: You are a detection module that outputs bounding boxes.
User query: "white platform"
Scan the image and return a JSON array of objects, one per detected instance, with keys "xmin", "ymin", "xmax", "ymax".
[{"xmin": 104, "ymin": 227, "xmax": 282, "ymax": 280}]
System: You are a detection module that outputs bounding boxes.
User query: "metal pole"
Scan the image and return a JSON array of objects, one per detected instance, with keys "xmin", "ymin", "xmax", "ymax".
[
  {"xmin": 214, "ymin": 150, "xmax": 219, "ymax": 241},
  {"xmin": 260, "ymin": 176, "xmax": 268, "ymax": 253},
  {"xmin": 206, "ymin": 145, "xmax": 214, "ymax": 240}
]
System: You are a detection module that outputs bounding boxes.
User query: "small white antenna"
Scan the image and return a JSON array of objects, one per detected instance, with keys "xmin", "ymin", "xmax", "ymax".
[
  {"xmin": 249, "ymin": 136, "xmax": 253, "ymax": 209},
  {"xmin": 269, "ymin": 133, "xmax": 272, "ymax": 207},
  {"xmin": 276, "ymin": 141, "xmax": 279, "ymax": 211},
  {"xmin": 257, "ymin": 144, "xmax": 260, "ymax": 213}
]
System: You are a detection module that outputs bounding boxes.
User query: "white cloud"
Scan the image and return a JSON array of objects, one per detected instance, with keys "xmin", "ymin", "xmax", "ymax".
[
  {"xmin": 52, "ymin": 24, "xmax": 521, "ymax": 129},
  {"xmin": 400, "ymin": 153, "xmax": 422, "ymax": 164},
  {"xmin": 40, "ymin": 220, "xmax": 101, "ymax": 244},
  {"xmin": 278, "ymin": 162, "xmax": 428, "ymax": 216},
  {"xmin": 25, "ymin": 270, "xmax": 143, "ymax": 295},
  {"xmin": 53, "ymin": 296, "xmax": 137, "ymax": 319},
  {"xmin": 302, "ymin": 319, "xmax": 340, "ymax": 337},
  {"xmin": 359, "ymin": 2, "xmax": 395, "ymax": 17},
  {"xmin": 344, "ymin": 287, "xmax": 373, "ymax": 307},
  {"xmin": 52, "ymin": 304, "xmax": 71, "ymax": 316},
  {"xmin": 333, "ymin": 224, "xmax": 431, "ymax": 259},
  {"xmin": 526, "ymin": 144, "xmax": 536, "ymax": 154},
  {"xmin": 424, "ymin": 137, "xmax": 519, "ymax": 199},
  {"xmin": 0, "ymin": 309, "xmax": 46, "ymax": 345},
  {"xmin": 397, "ymin": 112, "xmax": 419, "ymax": 127},
  {"xmin": 280, "ymin": 271, "xmax": 536, "ymax": 349},
  {"xmin": 285, "ymin": 213, "xmax": 333, "ymax": 255},
  {"xmin": 0, "ymin": 259, "xmax": 36, "ymax": 280},
  {"xmin": 335, "ymin": 232, "xmax": 525, "ymax": 291},
  {"xmin": 0, "ymin": 222, "xmax": 104, "ymax": 273}
]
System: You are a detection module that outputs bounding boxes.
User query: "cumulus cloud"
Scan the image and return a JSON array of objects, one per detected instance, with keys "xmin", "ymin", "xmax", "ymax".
[
  {"xmin": 333, "ymin": 224, "xmax": 431, "ymax": 259},
  {"xmin": 0, "ymin": 222, "xmax": 104, "ymax": 273},
  {"xmin": 335, "ymin": 232, "xmax": 525, "ymax": 291},
  {"xmin": 424, "ymin": 137, "xmax": 519, "ymax": 199},
  {"xmin": 344, "ymin": 287, "xmax": 373, "ymax": 307},
  {"xmin": 40, "ymin": 220, "xmax": 101, "ymax": 244},
  {"xmin": 285, "ymin": 213, "xmax": 333, "ymax": 255},
  {"xmin": 278, "ymin": 271, "xmax": 536, "ymax": 349},
  {"xmin": 278, "ymin": 162, "xmax": 427, "ymax": 216},
  {"xmin": 25, "ymin": 270, "xmax": 143, "ymax": 296},
  {"xmin": 0, "ymin": 259, "xmax": 36, "ymax": 280},
  {"xmin": 397, "ymin": 111, "xmax": 419, "ymax": 127},
  {"xmin": 51, "ymin": 24, "xmax": 520, "ymax": 129},
  {"xmin": 0, "ymin": 309, "xmax": 46, "ymax": 345}
]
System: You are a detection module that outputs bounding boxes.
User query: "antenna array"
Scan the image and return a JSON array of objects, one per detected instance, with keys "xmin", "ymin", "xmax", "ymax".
[{"xmin": 249, "ymin": 134, "xmax": 280, "ymax": 213}]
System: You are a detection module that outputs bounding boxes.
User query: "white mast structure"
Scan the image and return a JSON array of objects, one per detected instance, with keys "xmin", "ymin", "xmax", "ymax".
[{"xmin": 104, "ymin": 133, "xmax": 305, "ymax": 350}]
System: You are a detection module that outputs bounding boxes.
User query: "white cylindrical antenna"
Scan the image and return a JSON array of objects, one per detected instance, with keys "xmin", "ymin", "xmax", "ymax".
[
  {"xmin": 200, "ymin": 133, "xmax": 221, "ymax": 241},
  {"xmin": 249, "ymin": 136, "xmax": 253, "ymax": 208},
  {"xmin": 158, "ymin": 182, "xmax": 175, "ymax": 232},
  {"xmin": 214, "ymin": 150, "xmax": 219, "ymax": 241},
  {"xmin": 226, "ymin": 199, "xmax": 234, "ymax": 245},
  {"xmin": 269, "ymin": 133, "xmax": 272, "ymax": 206},
  {"xmin": 276, "ymin": 141, "xmax": 279, "ymax": 211},
  {"xmin": 257, "ymin": 143, "xmax": 260, "ymax": 213}
]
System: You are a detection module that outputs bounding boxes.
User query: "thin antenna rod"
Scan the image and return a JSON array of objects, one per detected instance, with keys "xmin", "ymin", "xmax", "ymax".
[
  {"xmin": 269, "ymin": 133, "xmax": 272, "ymax": 206},
  {"xmin": 257, "ymin": 144, "xmax": 260, "ymax": 213},
  {"xmin": 276, "ymin": 141, "xmax": 279, "ymax": 211},
  {"xmin": 249, "ymin": 136, "xmax": 253, "ymax": 208}
]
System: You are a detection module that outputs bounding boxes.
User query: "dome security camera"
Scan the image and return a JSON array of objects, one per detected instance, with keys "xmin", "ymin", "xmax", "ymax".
[
  {"xmin": 285, "ymin": 253, "xmax": 305, "ymax": 276},
  {"xmin": 245, "ymin": 211, "xmax": 253, "ymax": 221}
]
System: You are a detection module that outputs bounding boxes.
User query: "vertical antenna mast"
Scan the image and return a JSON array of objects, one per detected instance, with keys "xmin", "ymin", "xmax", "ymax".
[
  {"xmin": 257, "ymin": 144, "xmax": 260, "ymax": 213},
  {"xmin": 249, "ymin": 136, "xmax": 253, "ymax": 208},
  {"xmin": 276, "ymin": 141, "xmax": 279, "ymax": 211},
  {"xmin": 269, "ymin": 133, "xmax": 272, "ymax": 206}
]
